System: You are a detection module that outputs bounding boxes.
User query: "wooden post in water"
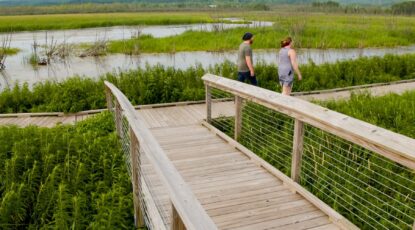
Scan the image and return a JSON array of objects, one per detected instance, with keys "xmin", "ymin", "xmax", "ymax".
[
  {"xmin": 130, "ymin": 128, "xmax": 144, "ymax": 227},
  {"xmin": 234, "ymin": 96, "xmax": 243, "ymax": 140},
  {"xmin": 172, "ymin": 205, "xmax": 186, "ymax": 230},
  {"xmin": 206, "ymin": 85, "xmax": 212, "ymax": 123},
  {"xmin": 291, "ymin": 119, "xmax": 305, "ymax": 183}
]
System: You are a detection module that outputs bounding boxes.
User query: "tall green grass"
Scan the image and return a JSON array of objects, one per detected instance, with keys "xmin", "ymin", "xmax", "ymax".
[
  {"xmin": 0, "ymin": 12, "xmax": 215, "ymax": 32},
  {"xmin": 109, "ymin": 12, "xmax": 415, "ymax": 53},
  {"xmin": 0, "ymin": 53, "xmax": 414, "ymax": 113},
  {"xmin": 0, "ymin": 48, "xmax": 19, "ymax": 55},
  {"xmin": 0, "ymin": 112, "xmax": 135, "ymax": 229},
  {"xmin": 322, "ymin": 91, "xmax": 415, "ymax": 138}
]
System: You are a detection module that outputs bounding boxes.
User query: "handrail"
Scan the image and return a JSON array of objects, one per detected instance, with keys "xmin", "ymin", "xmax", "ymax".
[
  {"xmin": 202, "ymin": 73, "xmax": 415, "ymax": 170},
  {"xmin": 104, "ymin": 81, "xmax": 217, "ymax": 230}
]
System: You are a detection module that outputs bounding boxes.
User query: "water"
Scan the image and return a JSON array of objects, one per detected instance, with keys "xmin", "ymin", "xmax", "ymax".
[{"xmin": 0, "ymin": 20, "xmax": 415, "ymax": 90}]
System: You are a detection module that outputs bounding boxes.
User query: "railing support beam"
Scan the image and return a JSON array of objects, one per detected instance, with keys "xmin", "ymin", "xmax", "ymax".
[
  {"xmin": 130, "ymin": 128, "xmax": 144, "ymax": 227},
  {"xmin": 206, "ymin": 85, "xmax": 212, "ymax": 123},
  {"xmin": 172, "ymin": 205, "xmax": 186, "ymax": 230},
  {"xmin": 291, "ymin": 119, "xmax": 305, "ymax": 183},
  {"xmin": 234, "ymin": 96, "xmax": 243, "ymax": 140}
]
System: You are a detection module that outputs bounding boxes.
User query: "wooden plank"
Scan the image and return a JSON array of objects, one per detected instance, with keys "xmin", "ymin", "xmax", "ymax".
[
  {"xmin": 203, "ymin": 73, "xmax": 415, "ymax": 170},
  {"xmin": 158, "ymin": 138, "xmax": 225, "ymax": 150},
  {"xmin": 291, "ymin": 119, "xmax": 304, "ymax": 182},
  {"xmin": 190, "ymin": 173, "xmax": 276, "ymax": 192},
  {"xmin": 307, "ymin": 223, "xmax": 340, "ymax": 230},
  {"xmin": 217, "ymin": 203, "xmax": 317, "ymax": 229},
  {"xmin": 273, "ymin": 216, "xmax": 333, "ymax": 230},
  {"xmin": 208, "ymin": 196, "xmax": 305, "ymax": 217},
  {"xmin": 235, "ymin": 210, "xmax": 326, "ymax": 230},
  {"xmin": 172, "ymin": 152, "xmax": 245, "ymax": 169},
  {"xmin": 205, "ymin": 189, "xmax": 296, "ymax": 211},
  {"xmin": 194, "ymin": 177, "xmax": 281, "ymax": 198}
]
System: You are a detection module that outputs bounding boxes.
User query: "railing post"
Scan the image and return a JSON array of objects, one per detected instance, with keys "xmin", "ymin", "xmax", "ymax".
[
  {"xmin": 105, "ymin": 87, "xmax": 113, "ymax": 112},
  {"xmin": 234, "ymin": 96, "xmax": 243, "ymax": 140},
  {"xmin": 291, "ymin": 119, "xmax": 305, "ymax": 183},
  {"xmin": 206, "ymin": 84, "xmax": 212, "ymax": 123},
  {"xmin": 130, "ymin": 128, "xmax": 144, "ymax": 227},
  {"xmin": 172, "ymin": 205, "xmax": 186, "ymax": 230},
  {"xmin": 115, "ymin": 101, "xmax": 122, "ymax": 137}
]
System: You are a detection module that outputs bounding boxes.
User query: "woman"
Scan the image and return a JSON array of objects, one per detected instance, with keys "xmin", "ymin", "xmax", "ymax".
[{"xmin": 278, "ymin": 37, "xmax": 302, "ymax": 95}]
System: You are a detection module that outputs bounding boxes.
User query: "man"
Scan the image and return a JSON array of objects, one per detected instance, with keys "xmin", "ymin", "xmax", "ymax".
[{"xmin": 237, "ymin": 32, "xmax": 257, "ymax": 86}]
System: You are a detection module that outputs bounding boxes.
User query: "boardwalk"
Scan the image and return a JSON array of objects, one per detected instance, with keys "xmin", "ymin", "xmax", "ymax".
[
  {"xmin": 1, "ymin": 76, "xmax": 414, "ymax": 229},
  {"xmin": 140, "ymin": 103, "xmax": 340, "ymax": 229}
]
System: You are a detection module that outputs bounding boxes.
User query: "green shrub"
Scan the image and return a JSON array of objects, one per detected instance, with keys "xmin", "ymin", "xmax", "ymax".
[{"xmin": 0, "ymin": 112, "xmax": 135, "ymax": 229}]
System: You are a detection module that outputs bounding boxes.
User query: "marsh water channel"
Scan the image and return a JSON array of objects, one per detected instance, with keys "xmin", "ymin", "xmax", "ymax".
[{"xmin": 1, "ymin": 19, "xmax": 415, "ymax": 90}]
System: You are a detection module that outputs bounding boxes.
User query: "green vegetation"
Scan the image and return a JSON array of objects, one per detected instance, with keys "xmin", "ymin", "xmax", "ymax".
[
  {"xmin": 392, "ymin": 1, "xmax": 415, "ymax": 15},
  {"xmin": 0, "ymin": 47, "xmax": 19, "ymax": 55},
  {"xmin": 0, "ymin": 112, "xmax": 135, "ymax": 229},
  {"xmin": 109, "ymin": 12, "xmax": 415, "ymax": 53},
  {"xmin": 312, "ymin": 1, "xmax": 341, "ymax": 8},
  {"xmin": 0, "ymin": 12, "xmax": 215, "ymax": 32},
  {"xmin": 1, "ymin": 53, "xmax": 414, "ymax": 113},
  {"xmin": 322, "ymin": 91, "xmax": 415, "ymax": 138},
  {"xmin": 212, "ymin": 90, "xmax": 415, "ymax": 229}
]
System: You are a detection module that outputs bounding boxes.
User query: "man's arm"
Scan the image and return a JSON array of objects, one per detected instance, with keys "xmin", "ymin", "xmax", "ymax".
[
  {"xmin": 245, "ymin": 56, "xmax": 254, "ymax": 77},
  {"xmin": 289, "ymin": 50, "xmax": 302, "ymax": 80}
]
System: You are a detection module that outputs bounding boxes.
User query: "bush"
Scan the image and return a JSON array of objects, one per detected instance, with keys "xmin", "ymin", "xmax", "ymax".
[{"xmin": 0, "ymin": 112, "xmax": 135, "ymax": 229}]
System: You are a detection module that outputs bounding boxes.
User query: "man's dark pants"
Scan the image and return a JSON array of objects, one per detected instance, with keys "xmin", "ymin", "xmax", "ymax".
[{"xmin": 237, "ymin": 72, "xmax": 258, "ymax": 86}]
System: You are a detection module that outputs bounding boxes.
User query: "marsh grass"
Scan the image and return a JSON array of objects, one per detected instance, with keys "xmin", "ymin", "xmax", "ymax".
[
  {"xmin": 0, "ymin": 12, "xmax": 216, "ymax": 33},
  {"xmin": 0, "ymin": 47, "xmax": 19, "ymax": 55},
  {"xmin": 108, "ymin": 12, "xmax": 415, "ymax": 53},
  {"xmin": 0, "ymin": 112, "xmax": 135, "ymax": 229}
]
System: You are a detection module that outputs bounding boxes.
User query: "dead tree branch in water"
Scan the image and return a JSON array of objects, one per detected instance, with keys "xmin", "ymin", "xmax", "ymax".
[{"xmin": 80, "ymin": 32, "xmax": 108, "ymax": 57}]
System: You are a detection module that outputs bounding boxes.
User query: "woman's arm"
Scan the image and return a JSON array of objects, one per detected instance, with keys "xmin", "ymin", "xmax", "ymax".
[{"xmin": 288, "ymin": 49, "xmax": 302, "ymax": 81}]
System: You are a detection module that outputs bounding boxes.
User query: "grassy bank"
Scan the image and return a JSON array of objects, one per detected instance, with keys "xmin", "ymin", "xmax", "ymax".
[
  {"xmin": 109, "ymin": 12, "xmax": 415, "ymax": 53},
  {"xmin": 0, "ymin": 12, "xmax": 215, "ymax": 32},
  {"xmin": 0, "ymin": 53, "xmax": 414, "ymax": 113},
  {"xmin": 0, "ymin": 112, "xmax": 135, "ymax": 229},
  {"xmin": 0, "ymin": 47, "xmax": 19, "ymax": 55},
  {"xmin": 212, "ymin": 90, "xmax": 415, "ymax": 229}
]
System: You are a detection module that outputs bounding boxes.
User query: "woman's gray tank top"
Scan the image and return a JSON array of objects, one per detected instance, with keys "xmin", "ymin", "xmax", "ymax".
[{"xmin": 278, "ymin": 47, "xmax": 294, "ymax": 81}]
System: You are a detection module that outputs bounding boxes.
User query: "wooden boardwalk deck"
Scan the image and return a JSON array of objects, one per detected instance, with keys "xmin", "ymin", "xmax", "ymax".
[{"xmin": 137, "ymin": 103, "xmax": 340, "ymax": 229}]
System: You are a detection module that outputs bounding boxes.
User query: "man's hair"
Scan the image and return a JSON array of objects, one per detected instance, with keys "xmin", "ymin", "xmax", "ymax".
[{"xmin": 242, "ymin": 32, "xmax": 253, "ymax": 41}]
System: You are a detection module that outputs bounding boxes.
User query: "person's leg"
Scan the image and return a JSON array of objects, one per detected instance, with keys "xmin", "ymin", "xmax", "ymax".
[
  {"xmin": 237, "ymin": 72, "xmax": 247, "ymax": 82},
  {"xmin": 249, "ymin": 75, "xmax": 258, "ymax": 86},
  {"xmin": 282, "ymin": 85, "xmax": 292, "ymax": 95}
]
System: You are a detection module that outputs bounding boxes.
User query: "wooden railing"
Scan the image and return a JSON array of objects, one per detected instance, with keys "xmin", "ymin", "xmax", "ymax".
[
  {"xmin": 104, "ymin": 81, "xmax": 217, "ymax": 230},
  {"xmin": 203, "ymin": 74, "xmax": 415, "ymax": 230}
]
